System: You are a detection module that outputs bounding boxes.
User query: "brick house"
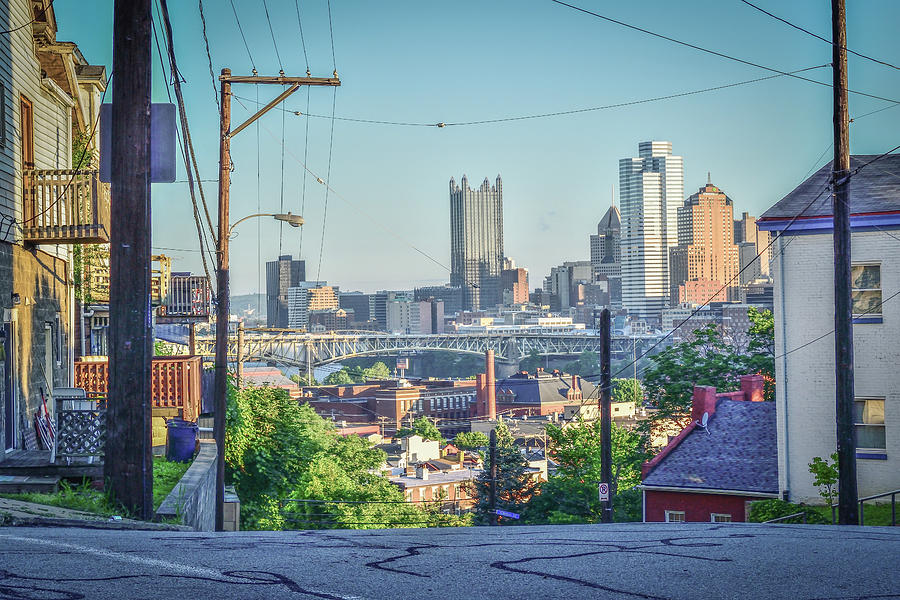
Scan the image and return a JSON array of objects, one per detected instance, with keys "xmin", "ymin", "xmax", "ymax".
[
  {"xmin": 641, "ymin": 376, "xmax": 778, "ymax": 522},
  {"xmin": 758, "ymin": 155, "xmax": 900, "ymax": 503}
]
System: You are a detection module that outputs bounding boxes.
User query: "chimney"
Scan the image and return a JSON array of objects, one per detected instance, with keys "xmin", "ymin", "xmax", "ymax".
[
  {"xmin": 405, "ymin": 465, "xmax": 415, "ymax": 477},
  {"xmin": 416, "ymin": 464, "xmax": 429, "ymax": 480},
  {"xmin": 571, "ymin": 375, "xmax": 580, "ymax": 393},
  {"xmin": 485, "ymin": 350, "xmax": 497, "ymax": 420},
  {"xmin": 475, "ymin": 373, "xmax": 486, "ymax": 417},
  {"xmin": 739, "ymin": 374, "xmax": 765, "ymax": 402},
  {"xmin": 690, "ymin": 385, "xmax": 718, "ymax": 422}
]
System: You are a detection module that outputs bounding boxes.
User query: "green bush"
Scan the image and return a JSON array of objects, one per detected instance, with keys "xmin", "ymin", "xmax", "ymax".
[{"xmin": 748, "ymin": 499, "xmax": 830, "ymax": 524}]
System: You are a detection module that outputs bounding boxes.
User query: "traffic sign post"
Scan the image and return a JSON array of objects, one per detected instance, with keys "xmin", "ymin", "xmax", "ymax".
[
  {"xmin": 493, "ymin": 509, "xmax": 520, "ymax": 520},
  {"xmin": 598, "ymin": 482, "xmax": 610, "ymax": 502}
]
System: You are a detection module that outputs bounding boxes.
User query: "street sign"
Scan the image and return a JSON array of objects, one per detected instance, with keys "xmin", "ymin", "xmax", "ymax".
[
  {"xmin": 598, "ymin": 482, "xmax": 610, "ymax": 502},
  {"xmin": 493, "ymin": 509, "xmax": 520, "ymax": 520}
]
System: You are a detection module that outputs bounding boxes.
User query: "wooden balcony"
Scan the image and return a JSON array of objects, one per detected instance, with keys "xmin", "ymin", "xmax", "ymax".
[{"xmin": 22, "ymin": 169, "xmax": 110, "ymax": 244}]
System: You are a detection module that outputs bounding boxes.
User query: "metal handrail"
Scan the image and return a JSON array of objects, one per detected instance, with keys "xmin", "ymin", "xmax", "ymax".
[
  {"xmin": 859, "ymin": 488, "xmax": 899, "ymax": 526},
  {"xmin": 763, "ymin": 511, "xmax": 807, "ymax": 524}
]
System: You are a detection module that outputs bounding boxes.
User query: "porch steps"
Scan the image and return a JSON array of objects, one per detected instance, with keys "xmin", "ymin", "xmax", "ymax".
[{"xmin": 0, "ymin": 475, "xmax": 60, "ymax": 494}]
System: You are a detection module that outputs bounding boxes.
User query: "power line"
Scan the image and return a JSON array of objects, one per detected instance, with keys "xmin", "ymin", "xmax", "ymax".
[
  {"xmin": 294, "ymin": 0, "xmax": 310, "ymax": 74},
  {"xmin": 0, "ymin": 0, "xmax": 54, "ymax": 35},
  {"xmin": 316, "ymin": 88, "xmax": 338, "ymax": 283},
  {"xmin": 198, "ymin": 0, "xmax": 220, "ymax": 111},
  {"xmin": 326, "ymin": 0, "xmax": 337, "ymax": 73},
  {"xmin": 228, "ymin": 0, "xmax": 256, "ymax": 72},
  {"xmin": 549, "ymin": 0, "xmax": 900, "ymax": 105},
  {"xmin": 298, "ymin": 86, "xmax": 311, "ymax": 258},
  {"xmin": 261, "ymin": 0, "xmax": 284, "ymax": 72},
  {"xmin": 738, "ymin": 0, "xmax": 900, "ymax": 72},
  {"xmin": 249, "ymin": 65, "xmax": 829, "ymax": 128}
]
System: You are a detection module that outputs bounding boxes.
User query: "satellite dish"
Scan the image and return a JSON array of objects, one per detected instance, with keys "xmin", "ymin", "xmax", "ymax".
[{"xmin": 698, "ymin": 412, "xmax": 711, "ymax": 435}]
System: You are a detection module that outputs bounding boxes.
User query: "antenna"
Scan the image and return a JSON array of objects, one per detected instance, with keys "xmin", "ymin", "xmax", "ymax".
[{"xmin": 698, "ymin": 411, "xmax": 711, "ymax": 435}]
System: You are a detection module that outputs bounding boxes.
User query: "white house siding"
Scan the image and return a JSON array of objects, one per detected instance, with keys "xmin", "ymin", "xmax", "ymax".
[{"xmin": 774, "ymin": 229, "xmax": 900, "ymax": 503}]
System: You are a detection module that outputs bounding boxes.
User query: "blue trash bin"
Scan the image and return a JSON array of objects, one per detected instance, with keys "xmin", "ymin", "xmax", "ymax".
[{"xmin": 166, "ymin": 418, "xmax": 198, "ymax": 463}]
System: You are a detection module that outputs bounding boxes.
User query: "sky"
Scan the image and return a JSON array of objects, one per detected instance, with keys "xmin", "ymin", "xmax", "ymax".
[{"xmin": 54, "ymin": 0, "xmax": 900, "ymax": 295}]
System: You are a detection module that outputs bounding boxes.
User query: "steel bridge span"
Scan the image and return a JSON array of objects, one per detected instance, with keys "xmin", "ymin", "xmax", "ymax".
[{"xmin": 188, "ymin": 330, "xmax": 666, "ymax": 369}]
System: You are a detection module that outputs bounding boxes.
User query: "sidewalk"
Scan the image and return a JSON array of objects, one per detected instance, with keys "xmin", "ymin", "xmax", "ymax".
[{"xmin": 0, "ymin": 497, "xmax": 190, "ymax": 530}]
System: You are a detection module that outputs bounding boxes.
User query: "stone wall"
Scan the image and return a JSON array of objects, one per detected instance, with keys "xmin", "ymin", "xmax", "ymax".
[{"xmin": 156, "ymin": 441, "xmax": 217, "ymax": 531}]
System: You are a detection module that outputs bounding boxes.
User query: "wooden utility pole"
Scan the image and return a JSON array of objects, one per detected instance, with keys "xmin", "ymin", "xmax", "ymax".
[
  {"xmin": 599, "ymin": 308, "xmax": 613, "ymax": 523},
  {"xmin": 489, "ymin": 428, "xmax": 498, "ymax": 526},
  {"xmin": 831, "ymin": 0, "xmax": 858, "ymax": 525},
  {"xmin": 213, "ymin": 69, "xmax": 340, "ymax": 530},
  {"xmin": 106, "ymin": 0, "xmax": 153, "ymax": 520}
]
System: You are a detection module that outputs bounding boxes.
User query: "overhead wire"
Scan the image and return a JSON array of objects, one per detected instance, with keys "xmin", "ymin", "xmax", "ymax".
[
  {"xmin": 197, "ymin": 0, "xmax": 220, "ymax": 111},
  {"xmin": 0, "ymin": 0, "xmax": 54, "ymax": 35},
  {"xmin": 298, "ymin": 86, "xmax": 311, "ymax": 258},
  {"xmin": 228, "ymin": 0, "xmax": 256, "ymax": 72},
  {"xmin": 737, "ymin": 0, "xmax": 900, "ymax": 72},
  {"xmin": 261, "ymin": 0, "xmax": 284, "ymax": 73},
  {"xmin": 158, "ymin": 0, "xmax": 216, "ymax": 292},
  {"xmin": 294, "ymin": 0, "xmax": 310, "ymax": 74},
  {"xmin": 326, "ymin": 0, "xmax": 337, "ymax": 73},
  {"xmin": 277, "ymin": 94, "xmax": 287, "ymax": 256},
  {"xmin": 316, "ymin": 88, "xmax": 338, "ymax": 283},
  {"xmin": 549, "ymin": 0, "xmax": 900, "ymax": 105}
]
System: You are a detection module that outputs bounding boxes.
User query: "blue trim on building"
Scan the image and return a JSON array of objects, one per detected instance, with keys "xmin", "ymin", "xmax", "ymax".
[
  {"xmin": 852, "ymin": 316, "xmax": 883, "ymax": 324},
  {"xmin": 856, "ymin": 452, "xmax": 887, "ymax": 460},
  {"xmin": 758, "ymin": 212, "xmax": 900, "ymax": 233}
]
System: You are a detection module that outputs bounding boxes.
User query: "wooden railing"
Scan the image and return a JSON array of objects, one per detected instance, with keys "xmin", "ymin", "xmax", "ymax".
[
  {"xmin": 74, "ymin": 356, "xmax": 203, "ymax": 422},
  {"xmin": 22, "ymin": 169, "xmax": 110, "ymax": 244}
]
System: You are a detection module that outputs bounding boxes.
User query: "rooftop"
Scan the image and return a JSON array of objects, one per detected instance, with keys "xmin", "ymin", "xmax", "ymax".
[{"xmin": 642, "ymin": 398, "xmax": 777, "ymax": 494}]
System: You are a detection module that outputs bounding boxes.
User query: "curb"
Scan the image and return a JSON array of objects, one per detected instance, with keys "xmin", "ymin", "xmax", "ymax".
[{"xmin": 0, "ymin": 511, "xmax": 193, "ymax": 531}]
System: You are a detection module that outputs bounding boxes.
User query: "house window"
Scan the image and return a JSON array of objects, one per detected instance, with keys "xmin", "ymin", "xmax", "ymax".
[
  {"xmin": 855, "ymin": 398, "xmax": 886, "ymax": 450},
  {"xmin": 851, "ymin": 264, "xmax": 882, "ymax": 318},
  {"xmin": 665, "ymin": 510, "xmax": 685, "ymax": 523},
  {"xmin": 711, "ymin": 513, "xmax": 732, "ymax": 523}
]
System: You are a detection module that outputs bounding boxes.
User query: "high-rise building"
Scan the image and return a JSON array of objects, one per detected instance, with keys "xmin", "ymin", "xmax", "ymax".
[
  {"xmin": 450, "ymin": 175, "xmax": 504, "ymax": 311},
  {"xmin": 619, "ymin": 141, "xmax": 684, "ymax": 321},
  {"xmin": 590, "ymin": 204, "xmax": 621, "ymax": 306},
  {"xmin": 386, "ymin": 299, "xmax": 445, "ymax": 334},
  {"xmin": 544, "ymin": 261, "xmax": 593, "ymax": 309},
  {"xmin": 501, "ymin": 257, "xmax": 529, "ymax": 305},
  {"xmin": 266, "ymin": 254, "xmax": 305, "ymax": 327},
  {"xmin": 668, "ymin": 179, "xmax": 739, "ymax": 305},
  {"xmin": 287, "ymin": 283, "xmax": 337, "ymax": 329},
  {"xmin": 734, "ymin": 211, "xmax": 771, "ymax": 283},
  {"xmin": 414, "ymin": 285, "xmax": 464, "ymax": 315}
]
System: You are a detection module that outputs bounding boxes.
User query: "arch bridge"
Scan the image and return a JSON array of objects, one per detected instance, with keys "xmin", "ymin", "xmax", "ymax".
[{"xmin": 189, "ymin": 329, "xmax": 666, "ymax": 369}]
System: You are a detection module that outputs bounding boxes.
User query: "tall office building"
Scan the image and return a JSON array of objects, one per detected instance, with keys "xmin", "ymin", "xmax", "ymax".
[
  {"xmin": 450, "ymin": 175, "xmax": 504, "ymax": 311},
  {"xmin": 668, "ymin": 179, "xmax": 739, "ymax": 305},
  {"xmin": 287, "ymin": 283, "xmax": 338, "ymax": 329},
  {"xmin": 619, "ymin": 142, "xmax": 684, "ymax": 321},
  {"xmin": 266, "ymin": 254, "xmax": 305, "ymax": 327},
  {"xmin": 590, "ymin": 204, "xmax": 622, "ymax": 306},
  {"xmin": 734, "ymin": 211, "xmax": 771, "ymax": 282}
]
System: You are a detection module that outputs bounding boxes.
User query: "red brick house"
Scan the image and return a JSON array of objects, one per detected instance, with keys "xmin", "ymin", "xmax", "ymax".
[{"xmin": 641, "ymin": 375, "xmax": 778, "ymax": 523}]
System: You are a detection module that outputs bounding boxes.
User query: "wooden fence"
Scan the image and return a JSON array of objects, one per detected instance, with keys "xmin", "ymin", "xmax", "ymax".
[{"xmin": 74, "ymin": 356, "xmax": 203, "ymax": 422}]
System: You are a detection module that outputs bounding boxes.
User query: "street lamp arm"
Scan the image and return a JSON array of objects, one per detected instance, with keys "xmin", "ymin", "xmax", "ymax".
[{"xmin": 228, "ymin": 212, "xmax": 304, "ymax": 236}]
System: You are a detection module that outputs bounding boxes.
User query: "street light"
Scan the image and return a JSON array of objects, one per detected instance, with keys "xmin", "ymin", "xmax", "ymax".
[{"xmin": 213, "ymin": 210, "xmax": 304, "ymax": 531}]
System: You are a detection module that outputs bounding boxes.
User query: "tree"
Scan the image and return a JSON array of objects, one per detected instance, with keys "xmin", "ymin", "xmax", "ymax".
[
  {"xmin": 226, "ymin": 382, "xmax": 455, "ymax": 530},
  {"xmin": 612, "ymin": 378, "xmax": 642, "ymax": 404},
  {"xmin": 453, "ymin": 431, "xmax": 489, "ymax": 450},
  {"xmin": 471, "ymin": 421, "xmax": 537, "ymax": 524},
  {"xmin": 641, "ymin": 308, "xmax": 775, "ymax": 435},
  {"xmin": 526, "ymin": 420, "xmax": 647, "ymax": 523},
  {"xmin": 519, "ymin": 350, "xmax": 543, "ymax": 374},
  {"xmin": 396, "ymin": 416, "xmax": 444, "ymax": 443},
  {"xmin": 289, "ymin": 373, "xmax": 317, "ymax": 386},
  {"xmin": 323, "ymin": 368, "xmax": 355, "ymax": 386},
  {"xmin": 808, "ymin": 453, "xmax": 839, "ymax": 510},
  {"xmin": 364, "ymin": 362, "xmax": 391, "ymax": 380}
]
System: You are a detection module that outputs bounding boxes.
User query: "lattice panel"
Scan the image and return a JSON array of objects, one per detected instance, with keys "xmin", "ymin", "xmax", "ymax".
[{"xmin": 57, "ymin": 410, "xmax": 106, "ymax": 457}]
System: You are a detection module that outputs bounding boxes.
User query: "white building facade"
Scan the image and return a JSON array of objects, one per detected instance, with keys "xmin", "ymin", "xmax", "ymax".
[
  {"xmin": 760, "ymin": 156, "xmax": 900, "ymax": 503},
  {"xmin": 619, "ymin": 141, "xmax": 684, "ymax": 322}
]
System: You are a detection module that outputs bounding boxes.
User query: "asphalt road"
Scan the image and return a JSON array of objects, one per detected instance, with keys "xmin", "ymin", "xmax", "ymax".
[{"xmin": 0, "ymin": 523, "xmax": 898, "ymax": 599}]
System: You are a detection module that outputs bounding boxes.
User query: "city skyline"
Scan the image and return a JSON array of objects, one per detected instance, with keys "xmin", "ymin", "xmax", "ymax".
[{"xmin": 52, "ymin": 1, "xmax": 900, "ymax": 294}]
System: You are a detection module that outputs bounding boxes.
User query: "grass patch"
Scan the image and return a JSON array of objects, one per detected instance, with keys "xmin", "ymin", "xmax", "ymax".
[
  {"xmin": 0, "ymin": 456, "xmax": 192, "ymax": 517},
  {"xmin": 811, "ymin": 503, "xmax": 897, "ymax": 526},
  {"xmin": 153, "ymin": 456, "xmax": 190, "ymax": 510}
]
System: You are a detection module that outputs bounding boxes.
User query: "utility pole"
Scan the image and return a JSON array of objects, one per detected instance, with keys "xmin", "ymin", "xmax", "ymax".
[
  {"xmin": 599, "ymin": 308, "xmax": 613, "ymax": 523},
  {"xmin": 489, "ymin": 428, "xmax": 498, "ymax": 526},
  {"xmin": 106, "ymin": 0, "xmax": 153, "ymax": 519},
  {"xmin": 831, "ymin": 0, "xmax": 858, "ymax": 525},
  {"xmin": 213, "ymin": 69, "xmax": 340, "ymax": 530}
]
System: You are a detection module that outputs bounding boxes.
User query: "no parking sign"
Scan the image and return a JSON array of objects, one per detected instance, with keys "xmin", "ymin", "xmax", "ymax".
[{"xmin": 598, "ymin": 482, "xmax": 610, "ymax": 502}]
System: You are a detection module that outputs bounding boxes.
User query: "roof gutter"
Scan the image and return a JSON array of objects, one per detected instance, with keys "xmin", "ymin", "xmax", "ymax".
[{"xmin": 638, "ymin": 485, "xmax": 778, "ymax": 499}]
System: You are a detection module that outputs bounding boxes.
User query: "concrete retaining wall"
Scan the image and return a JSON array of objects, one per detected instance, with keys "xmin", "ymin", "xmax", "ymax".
[{"xmin": 156, "ymin": 441, "xmax": 217, "ymax": 531}]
